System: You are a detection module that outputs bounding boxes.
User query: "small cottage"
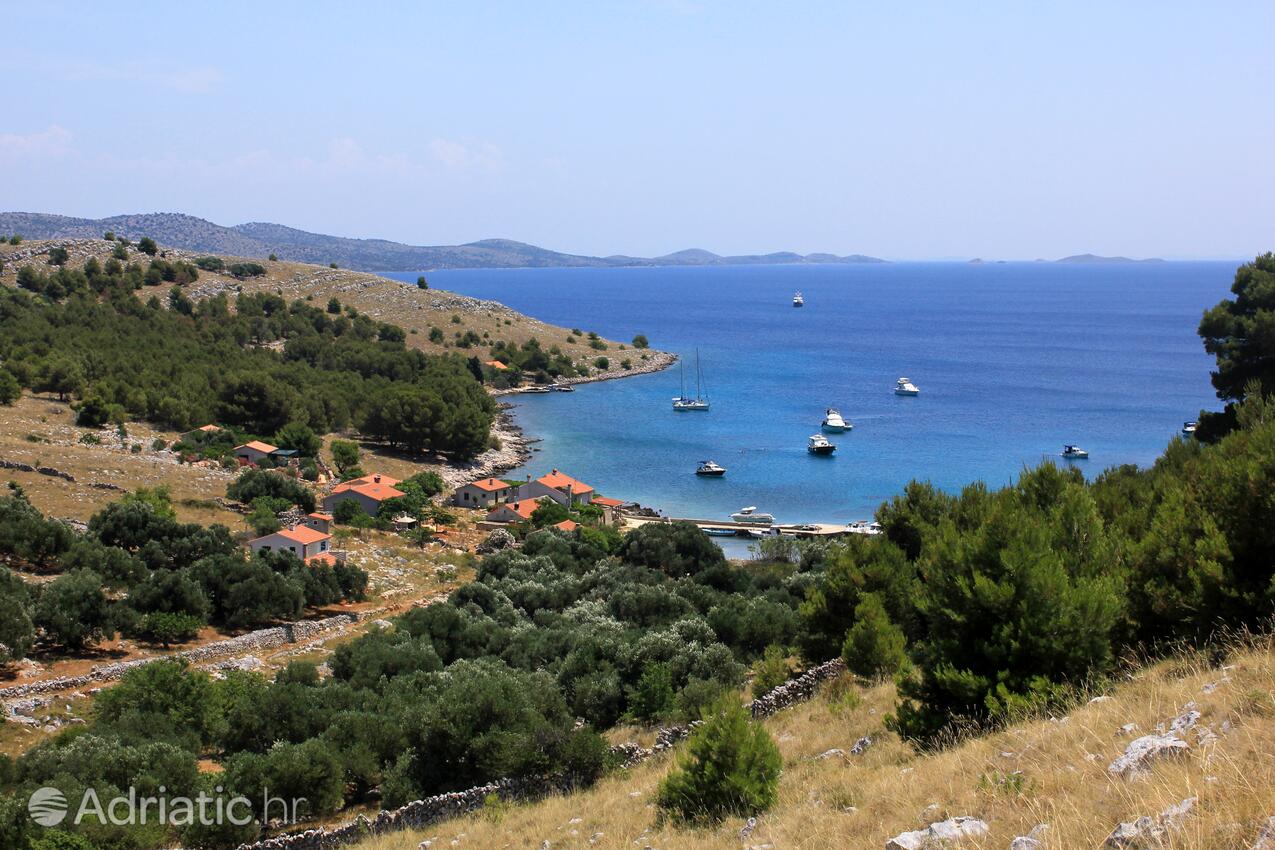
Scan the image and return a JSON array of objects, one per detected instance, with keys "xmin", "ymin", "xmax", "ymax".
[
  {"xmin": 453, "ymin": 477, "xmax": 517, "ymax": 509},
  {"xmin": 322, "ymin": 473, "xmax": 405, "ymax": 518},
  {"xmin": 485, "ymin": 498, "xmax": 547, "ymax": 524},
  {"xmin": 304, "ymin": 512, "xmax": 333, "ymax": 534},
  {"xmin": 248, "ymin": 525, "xmax": 333, "ymax": 564},
  {"xmin": 233, "ymin": 440, "xmax": 278, "ymax": 465},
  {"xmin": 515, "ymin": 469, "xmax": 595, "ymax": 507}
]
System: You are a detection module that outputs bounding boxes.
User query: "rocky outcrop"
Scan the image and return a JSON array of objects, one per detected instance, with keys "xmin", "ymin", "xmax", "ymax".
[
  {"xmin": 1009, "ymin": 824, "xmax": 1049, "ymax": 850},
  {"xmin": 885, "ymin": 816, "xmax": 990, "ymax": 849},
  {"xmin": 1108, "ymin": 708, "xmax": 1199, "ymax": 779},
  {"xmin": 1103, "ymin": 797, "xmax": 1196, "ymax": 848}
]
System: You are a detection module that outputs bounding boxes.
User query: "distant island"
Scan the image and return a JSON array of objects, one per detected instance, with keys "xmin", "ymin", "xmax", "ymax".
[
  {"xmin": 1053, "ymin": 253, "xmax": 1166, "ymax": 264},
  {"xmin": 0, "ymin": 211, "xmax": 887, "ymax": 272}
]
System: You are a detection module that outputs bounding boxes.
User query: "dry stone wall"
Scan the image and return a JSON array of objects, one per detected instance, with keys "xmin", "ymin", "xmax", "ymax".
[{"xmin": 230, "ymin": 658, "xmax": 849, "ymax": 850}]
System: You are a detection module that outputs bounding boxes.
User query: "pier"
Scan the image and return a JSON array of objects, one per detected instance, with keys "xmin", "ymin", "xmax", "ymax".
[{"xmin": 622, "ymin": 515, "xmax": 853, "ymax": 538}]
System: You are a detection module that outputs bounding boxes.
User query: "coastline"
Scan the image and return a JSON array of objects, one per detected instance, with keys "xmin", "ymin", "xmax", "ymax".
[{"xmin": 437, "ymin": 350, "xmax": 676, "ymax": 489}]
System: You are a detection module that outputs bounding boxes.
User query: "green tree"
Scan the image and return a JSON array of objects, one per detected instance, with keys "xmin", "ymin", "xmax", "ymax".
[
  {"xmin": 628, "ymin": 662, "xmax": 675, "ymax": 722},
  {"xmin": 656, "ymin": 696, "xmax": 782, "ymax": 824},
  {"xmin": 274, "ymin": 421, "xmax": 321, "ymax": 457},
  {"xmin": 33, "ymin": 570, "xmax": 115, "ymax": 649},
  {"xmin": 47, "ymin": 246, "xmax": 69, "ymax": 266},
  {"xmin": 0, "ymin": 370, "xmax": 20, "ymax": 405},
  {"xmin": 330, "ymin": 438, "xmax": 360, "ymax": 473},
  {"xmin": 1196, "ymin": 253, "xmax": 1275, "ymax": 439},
  {"xmin": 750, "ymin": 645, "xmax": 792, "ymax": 697},
  {"xmin": 138, "ymin": 236, "xmax": 159, "ymax": 255},
  {"xmin": 841, "ymin": 594, "xmax": 907, "ymax": 679},
  {"xmin": 0, "ymin": 568, "xmax": 35, "ymax": 663},
  {"xmin": 632, "ymin": 333, "xmax": 649, "ymax": 349},
  {"xmin": 136, "ymin": 611, "xmax": 204, "ymax": 648},
  {"xmin": 417, "ymin": 275, "xmax": 429, "ymax": 289}
]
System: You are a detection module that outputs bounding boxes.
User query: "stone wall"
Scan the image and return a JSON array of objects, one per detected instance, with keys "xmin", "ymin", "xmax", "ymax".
[
  {"xmin": 230, "ymin": 657, "xmax": 849, "ymax": 850},
  {"xmin": 0, "ymin": 613, "xmax": 361, "ymax": 705}
]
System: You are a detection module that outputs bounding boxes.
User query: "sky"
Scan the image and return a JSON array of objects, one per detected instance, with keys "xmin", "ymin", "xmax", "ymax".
[{"xmin": 2, "ymin": 2, "xmax": 1272, "ymax": 260}]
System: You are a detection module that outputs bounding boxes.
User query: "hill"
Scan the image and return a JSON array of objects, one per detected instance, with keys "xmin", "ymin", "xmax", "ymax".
[
  {"xmin": 351, "ymin": 642, "xmax": 1275, "ymax": 850},
  {"xmin": 1055, "ymin": 253, "xmax": 1166, "ymax": 264},
  {"xmin": 0, "ymin": 212, "xmax": 885, "ymax": 271}
]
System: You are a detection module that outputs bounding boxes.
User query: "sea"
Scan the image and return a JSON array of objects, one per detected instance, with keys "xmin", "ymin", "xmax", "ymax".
[{"xmin": 385, "ymin": 261, "xmax": 1233, "ymax": 546}]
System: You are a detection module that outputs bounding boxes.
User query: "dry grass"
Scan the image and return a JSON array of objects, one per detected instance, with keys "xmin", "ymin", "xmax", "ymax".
[{"xmin": 357, "ymin": 642, "xmax": 1275, "ymax": 850}]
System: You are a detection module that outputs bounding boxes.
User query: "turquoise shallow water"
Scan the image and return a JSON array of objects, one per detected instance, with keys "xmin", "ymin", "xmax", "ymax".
[{"xmin": 386, "ymin": 262, "xmax": 1232, "ymax": 526}]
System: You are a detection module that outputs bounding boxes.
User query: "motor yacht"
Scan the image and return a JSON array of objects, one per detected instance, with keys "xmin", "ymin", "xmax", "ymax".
[
  {"xmin": 695, "ymin": 460, "xmax": 727, "ymax": 477},
  {"xmin": 894, "ymin": 377, "xmax": 920, "ymax": 396},
  {"xmin": 1182, "ymin": 421, "xmax": 1198, "ymax": 435},
  {"xmin": 731, "ymin": 506, "xmax": 775, "ymax": 525},
  {"xmin": 821, "ymin": 408, "xmax": 852, "ymax": 432},
  {"xmin": 847, "ymin": 520, "xmax": 883, "ymax": 535},
  {"xmin": 807, "ymin": 434, "xmax": 836, "ymax": 455},
  {"xmin": 793, "ymin": 291, "xmax": 804, "ymax": 307},
  {"xmin": 1061, "ymin": 444, "xmax": 1089, "ymax": 459}
]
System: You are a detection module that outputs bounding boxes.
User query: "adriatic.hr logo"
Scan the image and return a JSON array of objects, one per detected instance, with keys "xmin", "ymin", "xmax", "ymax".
[{"xmin": 27, "ymin": 787, "xmax": 69, "ymax": 826}]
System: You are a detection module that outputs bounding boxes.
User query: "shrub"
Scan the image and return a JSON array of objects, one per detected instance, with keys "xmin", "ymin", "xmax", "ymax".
[
  {"xmin": 594, "ymin": 356, "xmax": 609, "ymax": 370},
  {"xmin": 194, "ymin": 256, "xmax": 224, "ymax": 271},
  {"xmin": 227, "ymin": 468, "xmax": 315, "ymax": 512},
  {"xmin": 269, "ymin": 253, "xmax": 278, "ymax": 261},
  {"xmin": 138, "ymin": 237, "xmax": 158, "ymax": 256},
  {"xmin": 656, "ymin": 696, "xmax": 782, "ymax": 824},
  {"xmin": 628, "ymin": 662, "xmax": 675, "ymax": 722},
  {"xmin": 47, "ymin": 246, "xmax": 69, "ymax": 266},
  {"xmin": 750, "ymin": 645, "xmax": 792, "ymax": 697},
  {"xmin": 632, "ymin": 334, "xmax": 649, "ymax": 348},
  {"xmin": 136, "ymin": 611, "xmax": 204, "ymax": 647},
  {"xmin": 0, "ymin": 370, "xmax": 20, "ymax": 405},
  {"xmin": 227, "ymin": 262, "xmax": 266, "ymax": 279},
  {"xmin": 417, "ymin": 275, "xmax": 429, "ymax": 290},
  {"xmin": 841, "ymin": 593, "xmax": 907, "ymax": 679}
]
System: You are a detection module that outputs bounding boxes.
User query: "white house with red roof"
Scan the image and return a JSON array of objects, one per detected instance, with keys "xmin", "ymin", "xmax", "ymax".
[
  {"xmin": 485, "ymin": 497, "xmax": 548, "ymax": 524},
  {"xmin": 234, "ymin": 440, "xmax": 278, "ymax": 465},
  {"xmin": 453, "ymin": 477, "xmax": 517, "ymax": 509},
  {"xmin": 248, "ymin": 525, "xmax": 333, "ymax": 564},
  {"xmin": 321, "ymin": 473, "xmax": 405, "ymax": 518},
  {"xmin": 515, "ymin": 469, "xmax": 595, "ymax": 507}
]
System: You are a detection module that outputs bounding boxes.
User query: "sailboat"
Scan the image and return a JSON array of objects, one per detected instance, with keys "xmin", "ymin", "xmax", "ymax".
[{"xmin": 673, "ymin": 349, "xmax": 710, "ymax": 411}]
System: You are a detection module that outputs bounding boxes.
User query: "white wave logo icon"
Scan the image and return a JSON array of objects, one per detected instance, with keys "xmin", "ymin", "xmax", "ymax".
[{"xmin": 28, "ymin": 786, "xmax": 68, "ymax": 826}]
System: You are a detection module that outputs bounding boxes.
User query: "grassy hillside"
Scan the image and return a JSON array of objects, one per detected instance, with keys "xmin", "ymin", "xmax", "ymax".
[
  {"xmin": 0, "ymin": 237, "xmax": 664, "ymax": 379},
  {"xmin": 359, "ymin": 641, "xmax": 1275, "ymax": 850}
]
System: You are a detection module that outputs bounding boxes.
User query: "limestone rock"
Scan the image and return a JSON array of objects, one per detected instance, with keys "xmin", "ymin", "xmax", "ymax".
[
  {"xmin": 886, "ymin": 816, "xmax": 990, "ymax": 849},
  {"xmin": 817, "ymin": 748, "xmax": 846, "ymax": 760},
  {"xmin": 1009, "ymin": 823, "xmax": 1049, "ymax": 850},
  {"xmin": 851, "ymin": 735, "xmax": 873, "ymax": 755},
  {"xmin": 1251, "ymin": 816, "xmax": 1275, "ymax": 850},
  {"xmin": 1107, "ymin": 733, "xmax": 1189, "ymax": 778},
  {"xmin": 1104, "ymin": 797, "xmax": 1196, "ymax": 848}
]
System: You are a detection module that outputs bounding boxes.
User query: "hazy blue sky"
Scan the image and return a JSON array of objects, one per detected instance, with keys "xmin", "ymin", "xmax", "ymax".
[{"xmin": 3, "ymin": 2, "xmax": 1272, "ymax": 259}]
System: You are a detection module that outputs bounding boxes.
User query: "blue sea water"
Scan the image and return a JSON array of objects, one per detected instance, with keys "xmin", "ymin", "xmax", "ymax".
[{"xmin": 385, "ymin": 262, "xmax": 1232, "ymax": 528}]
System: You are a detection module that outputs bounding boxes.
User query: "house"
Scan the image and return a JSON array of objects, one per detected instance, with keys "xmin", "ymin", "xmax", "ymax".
[
  {"xmin": 321, "ymin": 473, "xmax": 405, "ymax": 518},
  {"xmin": 552, "ymin": 519, "xmax": 579, "ymax": 532},
  {"xmin": 485, "ymin": 498, "xmax": 547, "ymax": 524},
  {"xmin": 484, "ymin": 360, "xmax": 509, "ymax": 370},
  {"xmin": 248, "ymin": 525, "xmax": 333, "ymax": 564},
  {"xmin": 515, "ymin": 469, "xmax": 595, "ymax": 507},
  {"xmin": 304, "ymin": 512, "xmax": 332, "ymax": 534},
  {"xmin": 590, "ymin": 495, "xmax": 626, "ymax": 526},
  {"xmin": 233, "ymin": 440, "xmax": 278, "ymax": 465},
  {"xmin": 453, "ymin": 477, "xmax": 517, "ymax": 509},
  {"xmin": 180, "ymin": 424, "xmax": 221, "ymax": 442}
]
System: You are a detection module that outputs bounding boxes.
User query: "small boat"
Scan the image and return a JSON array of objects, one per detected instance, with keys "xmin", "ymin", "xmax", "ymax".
[
  {"xmin": 672, "ymin": 349, "xmax": 711, "ymax": 411},
  {"xmin": 807, "ymin": 434, "xmax": 836, "ymax": 455},
  {"xmin": 894, "ymin": 377, "xmax": 920, "ymax": 396},
  {"xmin": 793, "ymin": 291, "xmax": 804, "ymax": 307},
  {"xmin": 552, "ymin": 384, "xmax": 576, "ymax": 392},
  {"xmin": 1061, "ymin": 444, "xmax": 1089, "ymax": 459},
  {"xmin": 847, "ymin": 520, "xmax": 883, "ymax": 535},
  {"xmin": 703, "ymin": 527, "xmax": 738, "ymax": 537},
  {"xmin": 695, "ymin": 460, "xmax": 727, "ymax": 477},
  {"xmin": 731, "ymin": 506, "xmax": 775, "ymax": 525},
  {"xmin": 1182, "ymin": 421, "xmax": 1198, "ymax": 435},
  {"xmin": 821, "ymin": 408, "xmax": 852, "ymax": 432},
  {"xmin": 523, "ymin": 386, "xmax": 552, "ymax": 394}
]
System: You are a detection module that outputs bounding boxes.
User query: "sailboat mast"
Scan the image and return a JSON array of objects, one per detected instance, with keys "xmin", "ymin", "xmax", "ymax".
[{"xmin": 695, "ymin": 348, "xmax": 703, "ymax": 400}]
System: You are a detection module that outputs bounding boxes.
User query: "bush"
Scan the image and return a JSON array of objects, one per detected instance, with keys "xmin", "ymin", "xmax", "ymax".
[
  {"xmin": 593, "ymin": 356, "xmax": 609, "ymax": 370},
  {"xmin": 138, "ymin": 237, "xmax": 158, "ymax": 256},
  {"xmin": 750, "ymin": 645, "xmax": 792, "ymax": 697},
  {"xmin": 194, "ymin": 256, "xmax": 224, "ymax": 271},
  {"xmin": 841, "ymin": 594, "xmax": 907, "ymax": 679},
  {"xmin": 47, "ymin": 246, "xmax": 69, "ymax": 266},
  {"xmin": 417, "ymin": 275, "xmax": 429, "ymax": 290},
  {"xmin": 0, "ymin": 370, "xmax": 19, "ymax": 405},
  {"xmin": 227, "ymin": 262, "xmax": 266, "ymax": 279},
  {"xmin": 632, "ymin": 334, "xmax": 649, "ymax": 349},
  {"xmin": 136, "ymin": 611, "xmax": 204, "ymax": 647},
  {"xmin": 330, "ymin": 439, "xmax": 359, "ymax": 473},
  {"xmin": 656, "ymin": 696, "xmax": 782, "ymax": 824},
  {"xmin": 227, "ymin": 468, "xmax": 315, "ymax": 512},
  {"xmin": 628, "ymin": 662, "xmax": 675, "ymax": 723}
]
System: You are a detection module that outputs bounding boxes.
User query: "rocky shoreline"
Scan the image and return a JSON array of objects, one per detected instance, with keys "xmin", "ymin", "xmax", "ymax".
[{"xmin": 441, "ymin": 349, "xmax": 676, "ymax": 485}]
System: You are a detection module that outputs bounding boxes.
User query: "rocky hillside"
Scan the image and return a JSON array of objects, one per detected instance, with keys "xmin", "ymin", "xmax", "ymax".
[
  {"xmin": 0, "ymin": 211, "xmax": 885, "ymax": 271},
  {"xmin": 346, "ymin": 643, "xmax": 1274, "ymax": 850}
]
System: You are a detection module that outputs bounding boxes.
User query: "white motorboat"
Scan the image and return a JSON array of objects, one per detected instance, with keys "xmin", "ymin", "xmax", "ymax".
[
  {"xmin": 672, "ymin": 349, "xmax": 711, "ymax": 411},
  {"xmin": 847, "ymin": 520, "xmax": 883, "ymax": 535},
  {"xmin": 894, "ymin": 377, "xmax": 920, "ymax": 396},
  {"xmin": 1182, "ymin": 421, "xmax": 1198, "ymax": 435},
  {"xmin": 821, "ymin": 408, "xmax": 852, "ymax": 432},
  {"xmin": 807, "ymin": 433, "xmax": 836, "ymax": 455},
  {"xmin": 1061, "ymin": 444, "xmax": 1089, "ymax": 459},
  {"xmin": 793, "ymin": 291, "xmax": 804, "ymax": 307},
  {"xmin": 695, "ymin": 460, "xmax": 727, "ymax": 477},
  {"xmin": 731, "ymin": 506, "xmax": 775, "ymax": 525},
  {"xmin": 552, "ymin": 384, "xmax": 575, "ymax": 392}
]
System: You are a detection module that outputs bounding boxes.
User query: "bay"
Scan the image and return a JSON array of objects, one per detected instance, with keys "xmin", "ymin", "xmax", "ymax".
[{"xmin": 386, "ymin": 262, "xmax": 1231, "ymax": 527}]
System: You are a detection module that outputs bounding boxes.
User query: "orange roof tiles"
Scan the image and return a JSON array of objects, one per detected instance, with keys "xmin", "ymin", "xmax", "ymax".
[
  {"xmin": 238, "ymin": 440, "xmax": 278, "ymax": 454},
  {"xmin": 537, "ymin": 469, "xmax": 593, "ymax": 494},
  {"xmin": 553, "ymin": 519, "xmax": 579, "ymax": 532},
  {"xmin": 467, "ymin": 477, "xmax": 512, "ymax": 492}
]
